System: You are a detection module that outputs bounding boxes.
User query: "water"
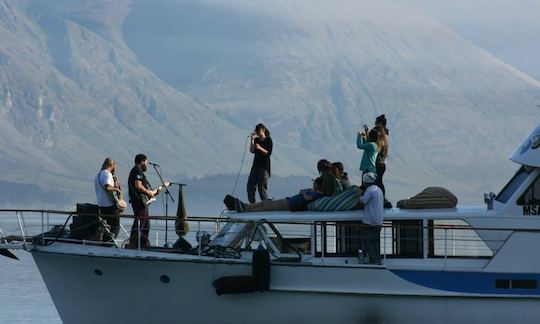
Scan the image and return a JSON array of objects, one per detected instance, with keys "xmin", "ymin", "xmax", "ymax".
[
  {"xmin": 0, "ymin": 212, "xmax": 215, "ymax": 324},
  {"xmin": 0, "ymin": 250, "xmax": 61, "ymax": 323}
]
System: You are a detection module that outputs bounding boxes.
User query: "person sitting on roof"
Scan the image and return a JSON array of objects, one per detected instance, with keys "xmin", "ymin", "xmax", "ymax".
[
  {"xmin": 224, "ymin": 159, "xmax": 336, "ymax": 212},
  {"xmin": 332, "ymin": 161, "xmax": 351, "ymax": 191}
]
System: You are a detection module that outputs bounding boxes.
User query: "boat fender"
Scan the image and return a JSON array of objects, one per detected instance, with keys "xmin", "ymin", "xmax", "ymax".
[
  {"xmin": 253, "ymin": 244, "xmax": 270, "ymax": 291},
  {"xmin": 213, "ymin": 276, "xmax": 255, "ymax": 296}
]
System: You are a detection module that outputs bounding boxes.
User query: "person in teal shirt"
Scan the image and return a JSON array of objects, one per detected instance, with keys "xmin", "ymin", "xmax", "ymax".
[{"xmin": 356, "ymin": 128, "xmax": 379, "ymax": 174}]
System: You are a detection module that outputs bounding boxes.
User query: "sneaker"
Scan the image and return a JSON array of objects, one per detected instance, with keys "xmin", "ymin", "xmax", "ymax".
[
  {"xmin": 234, "ymin": 198, "xmax": 245, "ymax": 212},
  {"xmin": 223, "ymin": 195, "xmax": 236, "ymax": 210}
]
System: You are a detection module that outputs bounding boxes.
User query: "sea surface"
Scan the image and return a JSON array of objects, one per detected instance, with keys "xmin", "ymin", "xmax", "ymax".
[
  {"xmin": 0, "ymin": 250, "xmax": 61, "ymax": 323},
  {"xmin": 0, "ymin": 212, "xmax": 215, "ymax": 324}
]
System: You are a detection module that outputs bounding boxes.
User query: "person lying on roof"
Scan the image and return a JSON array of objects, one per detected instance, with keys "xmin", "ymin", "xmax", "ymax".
[{"xmin": 224, "ymin": 159, "xmax": 337, "ymax": 212}]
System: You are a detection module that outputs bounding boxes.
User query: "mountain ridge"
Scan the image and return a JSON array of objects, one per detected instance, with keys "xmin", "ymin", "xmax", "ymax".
[{"xmin": 0, "ymin": 0, "xmax": 538, "ymax": 211}]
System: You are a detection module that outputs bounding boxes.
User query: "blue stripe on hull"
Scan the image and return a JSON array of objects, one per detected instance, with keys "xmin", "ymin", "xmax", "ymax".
[{"xmin": 391, "ymin": 270, "xmax": 540, "ymax": 295}]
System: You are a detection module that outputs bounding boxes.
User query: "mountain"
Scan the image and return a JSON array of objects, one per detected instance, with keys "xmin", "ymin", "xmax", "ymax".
[
  {"xmin": 0, "ymin": 0, "xmax": 310, "ymax": 206},
  {"xmin": 0, "ymin": 0, "xmax": 539, "ymax": 212},
  {"xmin": 390, "ymin": 0, "xmax": 540, "ymax": 82},
  {"xmin": 123, "ymin": 0, "xmax": 540, "ymax": 201}
]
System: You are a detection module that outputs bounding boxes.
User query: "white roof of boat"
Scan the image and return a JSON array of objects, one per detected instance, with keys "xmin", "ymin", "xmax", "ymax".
[
  {"xmin": 224, "ymin": 205, "xmax": 491, "ymax": 222},
  {"xmin": 510, "ymin": 123, "xmax": 540, "ymax": 167}
]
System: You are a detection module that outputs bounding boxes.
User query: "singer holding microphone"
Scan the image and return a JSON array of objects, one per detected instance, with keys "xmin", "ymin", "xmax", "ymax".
[
  {"xmin": 127, "ymin": 153, "xmax": 168, "ymax": 248},
  {"xmin": 247, "ymin": 123, "xmax": 273, "ymax": 203}
]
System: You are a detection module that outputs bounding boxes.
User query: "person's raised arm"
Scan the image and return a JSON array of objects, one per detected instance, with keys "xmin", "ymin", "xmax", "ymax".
[
  {"xmin": 357, "ymin": 132, "xmax": 368, "ymax": 149},
  {"xmin": 250, "ymin": 134, "xmax": 256, "ymax": 153}
]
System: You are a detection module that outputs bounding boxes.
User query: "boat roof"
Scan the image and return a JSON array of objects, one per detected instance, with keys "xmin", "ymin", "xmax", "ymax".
[
  {"xmin": 224, "ymin": 205, "xmax": 490, "ymax": 222},
  {"xmin": 510, "ymin": 123, "xmax": 540, "ymax": 167}
]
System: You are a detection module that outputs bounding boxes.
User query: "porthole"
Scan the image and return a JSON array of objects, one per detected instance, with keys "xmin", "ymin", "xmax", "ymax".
[
  {"xmin": 160, "ymin": 275, "xmax": 170, "ymax": 284},
  {"xmin": 94, "ymin": 269, "xmax": 103, "ymax": 276}
]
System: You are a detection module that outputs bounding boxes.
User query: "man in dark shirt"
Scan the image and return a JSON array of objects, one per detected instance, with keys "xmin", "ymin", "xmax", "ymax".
[
  {"xmin": 247, "ymin": 123, "xmax": 273, "ymax": 203},
  {"xmin": 128, "ymin": 153, "xmax": 163, "ymax": 248}
]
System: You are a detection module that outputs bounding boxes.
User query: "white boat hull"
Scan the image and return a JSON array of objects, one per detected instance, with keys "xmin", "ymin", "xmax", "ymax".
[{"xmin": 32, "ymin": 248, "xmax": 540, "ymax": 324}]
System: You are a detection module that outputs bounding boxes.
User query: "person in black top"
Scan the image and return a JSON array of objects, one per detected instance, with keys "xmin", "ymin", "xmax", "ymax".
[
  {"xmin": 247, "ymin": 123, "xmax": 273, "ymax": 203},
  {"xmin": 374, "ymin": 114, "xmax": 389, "ymax": 197},
  {"xmin": 128, "ymin": 153, "xmax": 165, "ymax": 248}
]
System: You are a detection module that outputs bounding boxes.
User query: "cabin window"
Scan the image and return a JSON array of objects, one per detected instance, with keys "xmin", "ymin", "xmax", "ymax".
[
  {"xmin": 390, "ymin": 220, "xmax": 423, "ymax": 257},
  {"xmin": 315, "ymin": 220, "xmax": 423, "ymax": 258},
  {"xmin": 517, "ymin": 174, "xmax": 540, "ymax": 205},
  {"xmin": 262, "ymin": 222, "xmax": 312, "ymax": 255},
  {"xmin": 428, "ymin": 220, "xmax": 492, "ymax": 258},
  {"xmin": 496, "ymin": 166, "xmax": 531, "ymax": 203}
]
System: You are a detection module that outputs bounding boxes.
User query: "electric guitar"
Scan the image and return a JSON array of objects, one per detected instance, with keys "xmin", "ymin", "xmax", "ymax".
[{"xmin": 141, "ymin": 181, "xmax": 171, "ymax": 207}]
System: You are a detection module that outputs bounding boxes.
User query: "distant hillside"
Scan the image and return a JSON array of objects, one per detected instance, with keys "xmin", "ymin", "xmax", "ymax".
[
  {"xmin": 123, "ymin": 0, "xmax": 540, "ymax": 201},
  {"xmin": 0, "ymin": 0, "xmax": 538, "ymax": 209},
  {"xmin": 392, "ymin": 0, "xmax": 540, "ymax": 81}
]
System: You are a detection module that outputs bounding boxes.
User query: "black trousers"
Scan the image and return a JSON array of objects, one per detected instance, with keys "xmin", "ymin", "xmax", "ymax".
[
  {"xmin": 98, "ymin": 205, "xmax": 120, "ymax": 241},
  {"xmin": 376, "ymin": 161, "xmax": 386, "ymax": 197},
  {"xmin": 129, "ymin": 203, "xmax": 150, "ymax": 248},
  {"xmin": 247, "ymin": 166, "xmax": 269, "ymax": 203},
  {"xmin": 361, "ymin": 225, "xmax": 381, "ymax": 264}
]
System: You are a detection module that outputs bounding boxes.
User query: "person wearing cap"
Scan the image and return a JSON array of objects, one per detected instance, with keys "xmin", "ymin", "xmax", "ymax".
[{"xmin": 360, "ymin": 172, "xmax": 384, "ymax": 264}]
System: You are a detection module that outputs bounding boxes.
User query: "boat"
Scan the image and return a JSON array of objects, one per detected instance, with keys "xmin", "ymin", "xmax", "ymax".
[{"xmin": 2, "ymin": 123, "xmax": 540, "ymax": 324}]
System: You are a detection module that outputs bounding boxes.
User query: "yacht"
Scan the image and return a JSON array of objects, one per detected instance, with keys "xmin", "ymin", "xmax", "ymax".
[{"xmin": 1, "ymin": 123, "xmax": 540, "ymax": 323}]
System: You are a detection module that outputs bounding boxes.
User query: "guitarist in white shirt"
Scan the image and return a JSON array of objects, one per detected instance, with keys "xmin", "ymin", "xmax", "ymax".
[
  {"xmin": 127, "ymin": 154, "xmax": 170, "ymax": 248},
  {"xmin": 94, "ymin": 157, "xmax": 122, "ymax": 240}
]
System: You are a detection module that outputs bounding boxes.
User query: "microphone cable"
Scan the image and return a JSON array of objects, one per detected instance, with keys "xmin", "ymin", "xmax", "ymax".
[{"xmin": 231, "ymin": 136, "xmax": 251, "ymax": 196}]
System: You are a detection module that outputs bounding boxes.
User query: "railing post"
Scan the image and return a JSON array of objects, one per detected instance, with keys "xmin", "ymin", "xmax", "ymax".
[
  {"xmin": 383, "ymin": 224, "xmax": 387, "ymax": 263},
  {"xmin": 138, "ymin": 218, "xmax": 141, "ymax": 251},
  {"xmin": 16, "ymin": 211, "xmax": 26, "ymax": 243},
  {"xmin": 444, "ymin": 228, "xmax": 448, "ymax": 266},
  {"xmin": 41, "ymin": 211, "xmax": 45, "ymax": 246},
  {"xmin": 320, "ymin": 222, "xmax": 325, "ymax": 263},
  {"xmin": 198, "ymin": 220, "xmax": 202, "ymax": 256},
  {"xmin": 310, "ymin": 222, "xmax": 315, "ymax": 257}
]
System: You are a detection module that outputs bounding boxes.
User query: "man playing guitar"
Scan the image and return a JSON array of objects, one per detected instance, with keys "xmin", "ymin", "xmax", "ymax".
[{"xmin": 128, "ymin": 154, "xmax": 170, "ymax": 248}]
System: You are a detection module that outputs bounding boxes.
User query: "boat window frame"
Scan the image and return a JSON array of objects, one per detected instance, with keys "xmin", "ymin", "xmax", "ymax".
[
  {"xmin": 313, "ymin": 220, "xmax": 425, "ymax": 258},
  {"xmin": 517, "ymin": 173, "xmax": 540, "ymax": 205},
  {"xmin": 427, "ymin": 219, "xmax": 493, "ymax": 259},
  {"xmin": 495, "ymin": 166, "xmax": 531, "ymax": 203}
]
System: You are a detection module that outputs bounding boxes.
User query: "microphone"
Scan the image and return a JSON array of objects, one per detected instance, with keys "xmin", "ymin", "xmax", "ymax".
[{"xmin": 149, "ymin": 162, "xmax": 160, "ymax": 167}]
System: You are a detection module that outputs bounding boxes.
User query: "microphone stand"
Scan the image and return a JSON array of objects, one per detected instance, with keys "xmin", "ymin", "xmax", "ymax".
[{"xmin": 152, "ymin": 164, "xmax": 174, "ymax": 245}]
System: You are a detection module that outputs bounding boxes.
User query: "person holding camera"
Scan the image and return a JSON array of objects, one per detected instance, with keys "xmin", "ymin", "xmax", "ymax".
[
  {"xmin": 357, "ymin": 125, "xmax": 380, "ymax": 175},
  {"xmin": 247, "ymin": 123, "xmax": 273, "ymax": 203}
]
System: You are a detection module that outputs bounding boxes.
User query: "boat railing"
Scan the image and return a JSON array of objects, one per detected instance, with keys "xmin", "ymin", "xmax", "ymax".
[{"xmin": 0, "ymin": 209, "xmax": 529, "ymax": 263}]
